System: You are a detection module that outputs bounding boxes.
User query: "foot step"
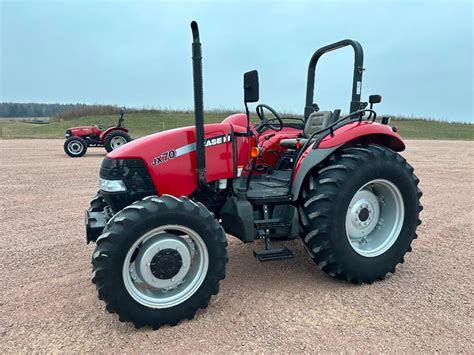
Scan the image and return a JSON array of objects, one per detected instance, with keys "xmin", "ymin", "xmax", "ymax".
[
  {"xmin": 254, "ymin": 218, "xmax": 291, "ymax": 229},
  {"xmin": 253, "ymin": 247, "xmax": 294, "ymax": 262}
]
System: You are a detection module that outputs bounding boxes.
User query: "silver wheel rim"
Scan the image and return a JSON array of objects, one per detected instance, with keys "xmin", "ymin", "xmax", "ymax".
[
  {"xmin": 68, "ymin": 141, "xmax": 82, "ymax": 154},
  {"xmin": 122, "ymin": 225, "xmax": 209, "ymax": 309},
  {"xmin": 110, "ymin": 136, "xmax": 127, "ymax": 149},
  {"xmin": 345, "ymin": 179, "xmax": 404, "ymax": 257}
]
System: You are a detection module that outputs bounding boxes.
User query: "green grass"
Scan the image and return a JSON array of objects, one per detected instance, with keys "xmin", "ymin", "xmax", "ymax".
[
  {"xmin": 0, "ymin": 112, "xmax": 472, "ymax": 140},
  {"xmin": 390, "ymin": 117, "xmax": 473, "ymax": 140}
]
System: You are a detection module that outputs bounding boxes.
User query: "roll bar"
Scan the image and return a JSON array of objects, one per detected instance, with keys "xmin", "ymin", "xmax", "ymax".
[
  {"xmin": 117, "ymin": 107, "xmax": 125, "ymax": 128},
  {"xmin": 304, "ymin": 39, "xmax": 364, "ymax": 119}
]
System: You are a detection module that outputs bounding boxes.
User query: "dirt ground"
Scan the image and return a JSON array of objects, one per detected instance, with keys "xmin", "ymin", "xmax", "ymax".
[{"xmin": 0, "ymin": 139, "xmax": 473, "ymax": 352}]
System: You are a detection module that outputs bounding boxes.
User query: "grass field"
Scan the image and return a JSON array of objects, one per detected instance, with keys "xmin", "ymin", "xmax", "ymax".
[{"xmin": 0, "ymin": 111, "xmax": 472, "ymax": 140}]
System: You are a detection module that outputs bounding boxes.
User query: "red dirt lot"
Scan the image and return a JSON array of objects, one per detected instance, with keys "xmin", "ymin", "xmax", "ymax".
[{"xmin": 0, "ymin": 139, "xmax": 473, "ymax": 352}]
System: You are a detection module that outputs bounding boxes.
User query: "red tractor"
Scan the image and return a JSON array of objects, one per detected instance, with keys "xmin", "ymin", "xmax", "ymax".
[
  {"xmin": 63, "ymin": 107, "xmax": 131, "ymax": 157},
  {"xmin": 85, "ymin": 22, "xmax": 422, "ymax": 329}
]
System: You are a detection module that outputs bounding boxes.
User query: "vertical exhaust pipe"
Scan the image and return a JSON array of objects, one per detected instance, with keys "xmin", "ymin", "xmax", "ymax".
[{"xmin": 190, "ymin": 21, "xmax": 213, "ymax": 192}]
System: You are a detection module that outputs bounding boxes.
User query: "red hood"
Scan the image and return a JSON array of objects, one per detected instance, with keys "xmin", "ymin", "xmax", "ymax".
[
  {"xmin": 68, "ymin": 126, "xmax": 96, "ymax": 131},
  {"xmin": 67, "ymin": 125, "xmax": 101, "ymax": 137}
]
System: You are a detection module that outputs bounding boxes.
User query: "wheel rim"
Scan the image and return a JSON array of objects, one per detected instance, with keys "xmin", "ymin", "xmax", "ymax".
[
  {"xmin": 345, "ymin": 179, "xmax": 404, "ymax": 257},
  {"xmin": 110, "ymin": 136, "xmax": 127, "ymax": 149},
  {"xmin": 122, "ymin": 225, "xmax": 209, "ymax": 309},
  {"xmin": 68, "ymin": 141, "xmax": 82, "ymax": 154}
]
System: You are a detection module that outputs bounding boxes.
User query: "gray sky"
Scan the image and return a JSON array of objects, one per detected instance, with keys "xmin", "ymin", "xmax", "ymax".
[{"xmin": 1, "ymin": 0, "xmax": 472, "ymax": 122}]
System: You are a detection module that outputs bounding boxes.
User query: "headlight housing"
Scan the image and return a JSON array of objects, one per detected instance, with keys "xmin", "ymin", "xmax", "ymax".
[
  {"xmin": 99, "ymin": 158, "xmax": 156, "ymax": 212},
  {"xmin": 65, "ymin": 130, "xmax": 71, "ymax": 138},
  {"xmin": 99, "ymin": 178, "xmax": 127, "ymax": 192}
]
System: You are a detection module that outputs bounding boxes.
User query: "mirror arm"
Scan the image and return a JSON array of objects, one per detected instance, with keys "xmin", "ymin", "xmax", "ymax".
[{"xmin": 244, "ymin": 101, "xmax": 252, "ymax": 136}]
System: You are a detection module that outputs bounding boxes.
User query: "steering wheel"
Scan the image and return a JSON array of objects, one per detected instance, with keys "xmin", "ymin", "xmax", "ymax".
[{"xmin": 255, "ymin": 104, "xmax": 283, "ymax": 133}]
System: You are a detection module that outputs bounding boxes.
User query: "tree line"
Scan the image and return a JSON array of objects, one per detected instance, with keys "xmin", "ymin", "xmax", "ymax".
[{"xmin": 0, "ymin": 102, "xmax": 90, "ymax": 118}]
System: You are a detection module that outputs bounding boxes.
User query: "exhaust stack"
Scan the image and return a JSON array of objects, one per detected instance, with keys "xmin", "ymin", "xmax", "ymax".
[{"xmin": 190, "ymin": 21, "xmax": 213, "ymax": 192}]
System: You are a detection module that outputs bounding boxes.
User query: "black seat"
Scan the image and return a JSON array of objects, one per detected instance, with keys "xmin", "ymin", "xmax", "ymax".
[{"xmin": 280, "ymin": 111, "xmax": 333, "ymax": 148}]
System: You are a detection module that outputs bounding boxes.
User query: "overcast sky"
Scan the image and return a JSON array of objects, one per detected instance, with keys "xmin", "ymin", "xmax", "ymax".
[{"xmin": 1, "ymin": 0, "xmax": 472, "ymax": 122}]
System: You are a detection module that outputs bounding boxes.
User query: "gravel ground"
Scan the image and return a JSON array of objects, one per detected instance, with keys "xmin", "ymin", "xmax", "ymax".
[{"xmin": 0, "ymin": 139, "xmax": 473, "ymax": 352}]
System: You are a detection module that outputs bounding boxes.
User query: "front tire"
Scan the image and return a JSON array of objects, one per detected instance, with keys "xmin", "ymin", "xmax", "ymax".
[
  {"xmin": 64, "ymin": 136, "xmax": 87, "ymax": 157},
  {"xmin": 91, "ymin": 195, "xmax": 228, "ymax": 329},
  {"xmin": 299, "ymin": 145, "xmax": 422, "ymax": 283},
  {"xmin": 104, "ymin": 131, "xmax": 131, "ymax": 153}
]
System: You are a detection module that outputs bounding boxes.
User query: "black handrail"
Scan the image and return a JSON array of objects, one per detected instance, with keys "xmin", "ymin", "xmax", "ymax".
[{"xmin": 304, "ymin": 39, "xmax": 364, "ymax": 119}]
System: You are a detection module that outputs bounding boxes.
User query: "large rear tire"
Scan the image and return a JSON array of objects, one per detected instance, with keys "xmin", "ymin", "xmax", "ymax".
[
  {"xmin": 91, "ymin": 195, "xmax": 228, "ymax": 329},
  {"xmin": 104, "ymin": 130, "xmax": 131, "ymax": 153},
  {"xmin": 64, "ymin": 136, "xmax": 87, "ymax": 157},
  {"xmin": 299, "ymin": 144, "xmax": 422, "ymax": 284}
]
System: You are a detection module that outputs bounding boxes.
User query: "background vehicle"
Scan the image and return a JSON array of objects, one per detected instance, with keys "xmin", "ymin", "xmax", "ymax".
[
  {"xmin": 63, "ymin": 107, "xmax": 131, "ymax": 157},
  {"xmin": 86, "ymin": 21, "xmax": 422, "ymax": 329}
]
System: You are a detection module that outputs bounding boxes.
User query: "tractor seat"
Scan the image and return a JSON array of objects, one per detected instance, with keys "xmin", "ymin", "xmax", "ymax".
[{"xmin": 280, "ymin": 110, "xmax": 333, "ymax": 148}]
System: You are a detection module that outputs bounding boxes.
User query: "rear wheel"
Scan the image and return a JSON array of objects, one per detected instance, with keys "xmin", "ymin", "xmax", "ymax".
[
  {"xmin": 104, "ymin": 131, "xmax": 131, "ymax": 152},
  {"xmin": 299, "ymin": 144, "xmax": 422, "ymax": 283},
  {"xmin": 91, "ymin": 195, "xmax": 228, "ymax": 329},
  {"xmin": 64, "ymin": 136, "xmax": 87, "ymax": 157}
]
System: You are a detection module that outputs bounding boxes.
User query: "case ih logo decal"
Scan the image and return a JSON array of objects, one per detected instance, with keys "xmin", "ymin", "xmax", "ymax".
[
  {"xmin": 151, "ymin": 149, "xmax": 176, "ymax": 166},
  {"xmin": 204, "ymin": 134, "xmax": 231, "ymax": 147},
  {"xmin": 151, "ymin": 134, "xmax": 232, "ymax": 167}
]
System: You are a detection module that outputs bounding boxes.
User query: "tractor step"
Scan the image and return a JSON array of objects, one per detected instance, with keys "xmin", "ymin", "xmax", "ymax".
[
  {"xmin": 253, "ymin": 247, "xmax": 294, "ymax": 262},
  {"xmin": 254, "ymin": 218, "xmax": 291, "ymax": 229}
]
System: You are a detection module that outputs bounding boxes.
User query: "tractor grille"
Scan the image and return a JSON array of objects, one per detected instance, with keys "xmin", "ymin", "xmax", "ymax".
[{"xmin": 99, "ymin": 158, "xmax": 156, "ymax": 212}]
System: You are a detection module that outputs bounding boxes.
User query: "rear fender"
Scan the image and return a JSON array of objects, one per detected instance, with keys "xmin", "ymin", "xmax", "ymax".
[
  {"xmin": 290, "ymin": 122, "xmax": 405, "ymax": 200},
  {"xmin": 101, "ymin": 127, "xmax": 129, "ymax": 142},
  {"xmin": 318, "ymin": 121, "xmax": 405, "ymax": 151},
  {"xmin": 290, "ymin": 146, "xmax": 340, "ymax": 200}
]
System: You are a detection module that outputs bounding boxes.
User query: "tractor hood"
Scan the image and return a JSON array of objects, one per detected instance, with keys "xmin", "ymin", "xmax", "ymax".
[
  {"xmin": 69, "ymin": 125, "xmax": 96, "ymax": 130},
  {"xmin": 67, "ymin": 126, "xmax": 97, "ymax": 134},
  {"xmin": 105, "ymin": 121, "xmax": 248, "ymax": 197},
  {"xmin": 65, "ymin": 125, "xmax": 102, "ymax": 138}
]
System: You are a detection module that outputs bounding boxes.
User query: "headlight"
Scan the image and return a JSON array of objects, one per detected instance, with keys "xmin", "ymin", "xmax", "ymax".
[
  {"xmin": 65, "ymin": 130, "xmax": 71, "ymax": 138},
  {"xmin": 99, "ymin": 178, "xmax": 127, "ymax": 192},
  {"xmin": 99, "ymin": 158, "xmax": 156, "ymax": 212}
]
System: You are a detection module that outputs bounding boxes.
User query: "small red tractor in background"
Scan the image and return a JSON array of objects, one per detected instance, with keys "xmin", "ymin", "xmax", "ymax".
[
  {"xmin": 85, "ymin": 22, "xmax": 422, "ymax": 329},
  {"xmin": 63, "ymin": 107, "xmax": 131, "ymax": 157}
]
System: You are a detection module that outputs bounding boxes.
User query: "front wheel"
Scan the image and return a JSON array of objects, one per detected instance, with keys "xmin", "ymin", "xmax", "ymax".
[
  {"xmin": 64, "ymin": 136, "xmax": 87, "ymax": 157},
  {"xmin": 91, "ymin": 195, "xmax": 228, "ymax": 329},
  {"xmin": 299, "ymin": 144, "xmax": 422, "ymax": 283}
]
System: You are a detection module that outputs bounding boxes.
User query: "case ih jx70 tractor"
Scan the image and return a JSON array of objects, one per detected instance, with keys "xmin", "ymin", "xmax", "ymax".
[
  {"xmin": 86, "ymin": 22, "xmax": 422, "ymax": 329},
  {"xmin": 64, "ymin": 107, "xmax": 131, "ymax": 157}
]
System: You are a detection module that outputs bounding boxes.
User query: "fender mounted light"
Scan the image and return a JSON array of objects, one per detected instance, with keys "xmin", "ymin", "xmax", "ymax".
[{"xmin": 250, "ymin": 147, "xmax": 261, "ymax": 158}]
